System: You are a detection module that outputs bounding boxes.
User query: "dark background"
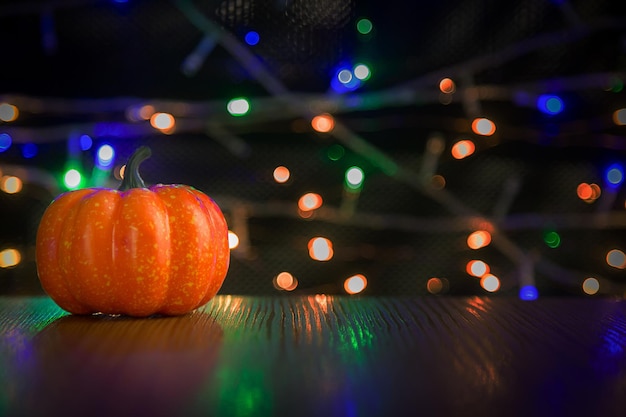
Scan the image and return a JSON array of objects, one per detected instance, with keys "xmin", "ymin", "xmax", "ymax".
[{"xmin": 0, "ymin": 0, "xmax": 625, "ymax": 296}]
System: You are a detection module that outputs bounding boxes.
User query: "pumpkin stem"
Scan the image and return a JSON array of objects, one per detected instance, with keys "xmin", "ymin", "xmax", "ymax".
[{"xmin": 118, "ymin": 146, "xmax": 151, "ymax": 191}]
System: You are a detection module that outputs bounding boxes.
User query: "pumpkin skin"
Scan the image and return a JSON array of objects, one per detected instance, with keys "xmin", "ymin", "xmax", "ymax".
[{"xmin": 35, "ymin": 147, "xmax": 230, "ymax": 317}]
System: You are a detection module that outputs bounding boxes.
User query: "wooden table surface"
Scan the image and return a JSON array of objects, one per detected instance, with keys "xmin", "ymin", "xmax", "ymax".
[{"xmin": 1, "ymin": 295, "xmax": 625, "ymax": 417}]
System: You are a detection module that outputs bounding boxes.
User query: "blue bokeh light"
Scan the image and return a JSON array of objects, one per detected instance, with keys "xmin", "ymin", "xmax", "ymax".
[
  {"xmin": 80, "ymin": 134, "xmax": 93, "ymax": 151},
  {"xmin": 244, "ymin": 31, "xmax": 260, "ymax": 46},
  {"xmin": 330, "ymin": 66, "xmax": 361, "ymax": 93},
  {"xmin": 605, "ymin": 163, "xmax": 624, "ymax": 187},
  {"xmin": 519, "ymin": 285, "xmax": 539, "ymax": 301},
  {"xmin": 21, "ymin": 143, "xmax": 38, "ymax": 159},
  {"xmin": 96, "ymin": 144, "xmax": 115, "ymax": 168},
  {"xmin": 0, "ymin": 133, "xmax": 11, "ymax": 152},
  {"xmin": 537, "ymin": 94, "xmax": 564, "ymax": 115}
]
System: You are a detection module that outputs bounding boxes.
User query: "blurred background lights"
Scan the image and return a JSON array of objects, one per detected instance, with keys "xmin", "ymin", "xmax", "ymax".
[
  {"xmin": 537, "ymin": 94, "xmax": 564, "ymax": 115},
  {"xmin": 543, "ymin": 230, "xmax": 561, "ymax": 248},
  {"xmin": 138, "ymin": 104, "xmax": 155, "ymax": 120},
  {"xmin": 605, "ymin": 163, "xmax": 624, "ymax": 186},
  {"xmin": 273, "ymin": 271, "xmax": 298, "ymax": 291},
  {"xmin": 21, "ymin": 143, "xmax": 37, "ymax": 159},
  {"xmin": 227, "ymin": 97, "xmax": 250, "ymax": 116},
  {"xmin": 0, "ymin": 133, "xmax": 12, "ymax": 152},
  {"xmin": 96, "ymin": 144, "xmax": 115, "ymax": 168},
  {"xmin": 577, "ymin": 182, "xmax": 601, "ymax": 203},
  {"xmin": 582, "ymin": 277, "xmax": 600, "ymax": 295},
  {"xmin": 480, "ymin": 274, "xmax": 500, "ymax": 292},
  {"xmin": 228, "ymin": 231, "xmax": 240, "ymax": 250},
  {"xmin": 311, "ymin": 113, "xmax": 335, "ymax": 133},
  {"xmin": 63, "ymin": 169, "xmax": 82, "ymax": 189},
  {"xmin": 79, "ymin": 134, "xmax": 93, "ymax": 151},
  {"xmin": 326, "ymin": 144, "xmax": 344, "ymax": 161},
  {"xmin": 150, "ymin": 112, "xmax": 175, "ymax": 131},
  {"xmin": 467, "ymin": 230, "xmax": 491, "ymax": 249},
  {"xmin": 612, "ymin": 108, "xmax": 626, "ymax": 125},
  {"xmin": 356, "ymin": 18, "xmax": 373, "ymax": 35},
  {"xmin": 298, "ymin": 193, "xmax": 323, "ymax": 211},
  {"xmin": 519, "ymin": 285, "xmax": 538, "ymax": 301},
  {"xmin": 466, "ymin": 260, "xmax": 489, "ymax": 277},
  {"xmin": 345, "ymin": 166, "xmax": 364, "ymax": 190},
  {"xmin": 353, "ymin": 64, "xmax": 371, "ymax": 81},
  {"xmin": 273, "ymin": 166, "xmax": 290, "ymax": 183},
  {"xmin": 606, "ymin": 249, "xmax": 626, "ymax": 269},
  {"xmin": 0, "ymin": 248, "xmax": 21, "ymax": 268},
  {"xmin": 344, "ymin": 274, "xmax": 367, "ymax": 294},
  {"xmin": 451, "ymin": 139, "xmax": 475, "ymax": 159},
  {"xmin": 308, "ymin": 237, "xmax": 333, "ymax": 261},
  {"xmin": 337, "ymin": 69, "xmax": 353, "ymax": 84},
  {"xmin": 0, "ymin": 103, "xmax": 18, "ymax": 122},
  {"xmin": 1, "ymin": 176, "xmax": 22, "ymax": 194},
  {"xmin": 244, "ymin": 30, "xmax": 260, "ymax": 46},
  {"xmin": 427, "ymin": 277, "xmax": 449, "ymax": 294},
  {"xmin": 471, "ymin": 118, "xmax": 496, "ymax": 136},
  {"xmin": 439, "ymin": 78, "xmax": 456, "ymax": 94}
]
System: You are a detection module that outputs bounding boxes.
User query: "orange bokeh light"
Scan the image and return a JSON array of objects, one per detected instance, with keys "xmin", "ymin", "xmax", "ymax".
[
  {"xmin": 471, "ymin": 118, "xmax": 496, "ymax": 136},
  {"xmin": 439, "ymin": 78, "xmax": 456, "ymax": 94},
  {"xmin": 467, "ymin": 230, "xmax": 492, "ymax": 249},
  {"xmin": 466, "ymin": 260, "xmax": 490, "ymax": 277},
  {"xmin": 311, "ymin": 113, "xmax": 335, "ymax": 133},
  {"xmin": 298, "ymin": 193, "xmax": 323, "ymax": 211},
  {"xmin": 451, "ymin": 140, "xmax": 476, "ymax": 159},
  {"xmin": 273, "ymin": 166, "xmax": 290, "ymax": 183},
  {"xmin": 308, "ymin": 237, "xmax": 333, "ymax": 261},
  {"xmin": 344, "ymin": 274, "xmax": 367, "ymax": 294}
]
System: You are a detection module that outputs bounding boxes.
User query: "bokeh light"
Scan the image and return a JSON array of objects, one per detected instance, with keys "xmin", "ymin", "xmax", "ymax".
[
  {"xmin": 311, "ymin": 113, "xmax": 335, "ymax": 133},
  {"xmin": 605, "ymin": 163, "xmax": 624, "ymax": 187},
  {"xmin": 327, "ymin": 144, "xmax": 345, "ymax": 161},
  {"xmin": 138, "ymin": 104, "xmax": 155, "ymax": 120},
  {"xmin": 519, "ymin": 285, "xmax": 538, "ymax": 301},
  {"xmin": 356, "ymin": 18, "xmax": 373, "ymax": 35},
  {"xmin": 439, "ymin": 78, "xmax": 456, "ymax": 94},
  {"xmin": 228, "ymin": 231, "xmax": 240, "ymax": 250},
  {"xmin": 537, "ymin": 94, "xmax": 564, "ymax": 115},
  {"xmin": 0, "ymin": 133, "xmax": 12, "ymax": 152},
  {"xmin": 308, "ymin": 237, "xmax": 333, "ymax": 261},
  {"xmin": 273, "ymin": 166, "xmax": 290, "ymax": 183},
  {"xmin": 427, "ymin": 277, "xmax": 449, "ymax": 294},
  {"xmin": 96, "ymin": 144, "xmax": 115, "ymax": 168},
  {"xmin": 480, "ymin": 274, "xmax": 500, "ymax": 292},
  {"xmin": 353, "ymin": 64, "xmax": 371, "ymax": 80},
  {"xmin": 451, "ymin": 139, "xmax": 475, "ymax": 159},
  {"xmin": 244, "ymin": 31, "xmax": 260, "ymax": 46},
  {"xmin": 274, "ymin": 272, "xmax": 298, "ymax": 291},
  {"xmin": 431, "ymin": 174, "xmax": 446, "ymax": 189},
  {"xmin": 466, "ymin": 260, "xmax": 489, "ymax": 277},
  {"xmin": 79, "ymin": 134, "xmax": 93, "ymax": 151},
  {"xmin": 582, "ymin": 277, "xmax": 600, "ymax": 295},
  {"xmin": 1, "ymin": 176, "xmax": 22, "ymax": 194},
  {"xmin": 0, "ymin": 103, "xmax": 18, "ymax": 122},
  {"xmin": 577, "ymin": 182, "xmax": 602, "ymax": 203},
  {"xmin": 63, "ymin": 169, "xmax": 82, "ymax": 189},
  {"xmin": 0, "ymin": 248, "xmax": 21, "ymax": 268},
  {"xmin": 344, "ymin": 274, "xmax": 367, "ymax": 294},
  {"xmin": 345, "ymin": 166, "xmax": 364, "ymax": 190},
  {"xmin": 467, "ymin": 230, "xmax": 491, "ymax": 249},
  {"xmin": 21, "ymin": 143, "xmax": 37, "ymax": 159},
  {"xmin": 606, "ymin": 249, "xmax": 626, "ymax": 269},
  {"xmin": 471, "ymin": 118, "xmax": 496, "ymax": 136},
  {"xmin": 543, "ymin": 231, "xmax": 561, "ymax": 248},
  {"xmin": 613, "ymin": 108, "xmax": 626, "ymax": 125},
  {"xmin": 298, "ymin": 193, "xmax": 323, "ymax": 211},
  {"xmin": 227, "ymin": 98, "xmax": 250, "ymax": 116},
  {"xmin": 150, "ymin": 112, "xmax": 175, "ymax": 131}
]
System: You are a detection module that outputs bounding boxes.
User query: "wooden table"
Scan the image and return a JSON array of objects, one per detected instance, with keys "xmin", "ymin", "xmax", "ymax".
[{"xmin": 1, "ymin": 295, "xmax": 625, "ymax": 417}]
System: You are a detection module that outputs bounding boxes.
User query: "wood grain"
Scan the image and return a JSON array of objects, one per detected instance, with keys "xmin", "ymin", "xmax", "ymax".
[{"xmin": 1, "ymin": 295, "xmax": 626, "ymax": 416}]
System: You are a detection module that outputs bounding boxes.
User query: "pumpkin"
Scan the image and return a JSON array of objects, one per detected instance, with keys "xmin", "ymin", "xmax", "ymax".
[{"xmin": 35, "ymin": 146, "xmax": 230, "ymax": 317}]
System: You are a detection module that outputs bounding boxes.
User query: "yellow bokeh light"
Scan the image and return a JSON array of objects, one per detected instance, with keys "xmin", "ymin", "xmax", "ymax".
[
  {"xmin": 451, "ymin": 139, "xmax": 475, "ymax": 159},
  {"xmin": 480, "ymin": 274, "xmax": 500, "ymax": 292},
  {"xmin": 228, "ymin": 231, "xmax": 240, "ymax": 249},
  {"xmin": 0, "ymin": 103, "xmax": 19, "ymax": 122},
  {"xmin": 298, "ymin": 193, "xmax": 323, "ymax": 212},
  {"xmin": 471, "ymin": 118, "xmax": 496, "ymax": 136},
  {"xmin": 467, "ymin": 230, "xmax": 492, "ymax": 250},
  {"xmin": 311, "ymin": 113, "xmax": 335, "ymax": 133},
  {"xmin": 273, "ymin": 166, "xmax": 290, "ymax": 183},
  {"xmin": 466, "ymin": 260, "xmax": 489, "ymax": 277},
  {"xmin": 0, "ymin": 248, "xmax": 21, "ymax": 268},
  {"xmin": 582, "ymin": 277, "xmax": 600, "ymax": 295},
  {"xmin": 344, "ymin": 274, "xmax": 367, "ymax": 294},
  {"xmin": 274, "ymin": 271, "xmax": 298, "ymax": 291},
  {"xmin": 1, "ymin": 175, "xmax": 22, "ymax": 194},
  {"xmin": 150, "ymin": 112, "xmax": 175, "ymax": 132},
  {"xmin": 606, "ymin": 249, "xmax": 626, "ymax": 269},
  {"xmin": 308, "ymin": 237, "xmax": 333, "ymax": 261}
]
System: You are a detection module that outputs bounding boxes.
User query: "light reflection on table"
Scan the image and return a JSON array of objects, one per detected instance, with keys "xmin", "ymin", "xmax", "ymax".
[{"xmin": 1, "ymin": 295, "xmax": 626, "ymax": 417}]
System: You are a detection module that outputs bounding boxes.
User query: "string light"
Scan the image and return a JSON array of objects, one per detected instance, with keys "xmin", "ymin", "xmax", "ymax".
[
  {"xmin": 63, "ymin": 169, "xmax": 82, "ymax": 190},
  {"xmin": 480, "ymin": 274, "xmax": 500, "ymax": 292},
  {"xmin": 344, "ymin": 274, "xmax": 367, "ymax": 294},
  {"xmin": 471, "ymin": 118, "xmax": 496, "ymax": 136},
  {"xmin": 273, "ymin": 166, "xmax": 290, "ymax": 183},
  {"xmin": 451, "ymin": 140, "xmax": 475, "ymax": 159},
  {"xmin": 227, "ymin": 98, "xmax": 250, "ymax": 116},
  {"xmin": 150, "ymin": 112, "xmax": 175, "ymax": 132},
  {"xmin": 308, "ymin": 237, "xmax": 333, "ymax": 261},
  {"xmin": 467, "ymin": 230, "xmax": 491, "ymax": 249},
  {"xmin": 298, "ymin": 193, "xmax": 323, "ymax": 211},
  {"xmin": 466, "ymin": 260, "xmax": 489, "ymax": 277},
  {"xmin": 345, "ymin": 166, "xmax": 364, "ymax": 190},
  {"xmin": 439, "ymin": 78, "xmax": 456, "ymax": 94},
  {"xmin": 311, "ymin": 113, "xmax": 335, "ymax": 133}
]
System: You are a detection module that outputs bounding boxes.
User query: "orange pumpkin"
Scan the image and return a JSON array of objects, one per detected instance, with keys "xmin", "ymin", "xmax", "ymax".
[{"xmin": 35, "ymin": 146, "xmax": 230, "ymax": 317}]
